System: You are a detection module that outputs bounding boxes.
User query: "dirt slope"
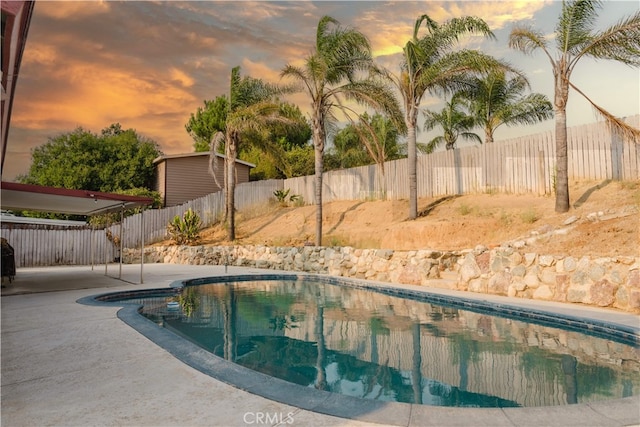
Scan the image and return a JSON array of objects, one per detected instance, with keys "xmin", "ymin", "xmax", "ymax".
[{"xmin": 173, "ymin": 180, "xmax": 639, "ymax": 257}]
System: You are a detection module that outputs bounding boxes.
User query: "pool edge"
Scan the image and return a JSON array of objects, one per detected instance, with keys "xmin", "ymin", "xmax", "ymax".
[{"xmin": 76, "ymin": 272, "xmax": 640, "ymax": 427}]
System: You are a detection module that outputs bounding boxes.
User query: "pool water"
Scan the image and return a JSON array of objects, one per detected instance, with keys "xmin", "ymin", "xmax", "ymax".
[{"xmin": 138, "ymin": 279, "xmax": 639, "ymax": 408}]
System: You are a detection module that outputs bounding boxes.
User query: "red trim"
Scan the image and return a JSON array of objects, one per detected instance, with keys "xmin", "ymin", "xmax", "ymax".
[{"xmin": 1, "ymin": 181, "xmax": 154, "ymax": 204}]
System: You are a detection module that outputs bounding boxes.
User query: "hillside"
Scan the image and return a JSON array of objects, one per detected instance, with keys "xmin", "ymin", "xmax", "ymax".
[{"xmin": 171, "ymin": 180, "xmax": 639, "ymax": 257}]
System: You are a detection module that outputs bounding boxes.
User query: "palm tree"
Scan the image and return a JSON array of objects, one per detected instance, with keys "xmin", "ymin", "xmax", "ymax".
[
  {"xmin": 423, "ymin": 93, "xmax": 481, "ymax": 152},
  {"xmin": 387, "ymin": 14, "xmax": 510, "ymax": 220},
  {"xmin": 281, "ymin": 16, "xmax": 402, "ymax": 246},
  {"xmin": 210, "ymin": 66, "xmax": 291, "ymax": 240},
  {"xmin": 330, "ymin": 113, "xmax": 402, "ymax": 198},
  {"xmin": 464, "ymin": 70, "xmax": 553, "ymax": 144},
  {"xmin": 509, "ymin": 0, "xmax": 640, "ymax": 213},
  {"xmin": 354, "ymin": 113, "xmax": 403, "ymax": 169}
]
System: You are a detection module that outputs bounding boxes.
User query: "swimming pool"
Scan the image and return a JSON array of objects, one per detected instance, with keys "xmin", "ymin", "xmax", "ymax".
[{"xmin": 86, "ymin": 273, "xmax": 639, "ymax": 410}]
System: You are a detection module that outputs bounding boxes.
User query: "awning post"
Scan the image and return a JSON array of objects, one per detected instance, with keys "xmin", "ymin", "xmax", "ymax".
[
  {"xmin": 90, "ymin": 224, "xmax": 94, "ymax": 271},
  {"xmin": 119, "ymin": 204, "xmax": 124, "ymax": 279},
  {"xmin": 140, "ymin": 206, "xmax": 145, "ymax": 284}
]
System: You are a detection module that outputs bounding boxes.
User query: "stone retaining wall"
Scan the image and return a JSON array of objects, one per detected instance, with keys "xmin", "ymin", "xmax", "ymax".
[{"xmin": 123, "ymin": 245, "xmax": 640, "ymax": 313}]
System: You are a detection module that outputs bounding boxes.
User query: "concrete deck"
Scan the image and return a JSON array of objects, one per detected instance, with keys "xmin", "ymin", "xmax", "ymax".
[{"xmin": 1, "ymin": 264, "xmax": 639, "ymax": 427}]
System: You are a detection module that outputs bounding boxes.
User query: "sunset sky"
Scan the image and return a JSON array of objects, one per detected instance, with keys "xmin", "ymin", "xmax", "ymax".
[{"xmin": 4, "ymin": 0, "xmax": 639, "ymax": 181}]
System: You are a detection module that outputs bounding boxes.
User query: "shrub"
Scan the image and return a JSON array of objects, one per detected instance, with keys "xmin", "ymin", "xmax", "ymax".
[
  {"xmin": 273, "ymin": 189, "xmax": 303, "ymax": 207},
  {"xmin": 273, "ymin": 189, "xmax": 291, "ymax": 205},
  {"xmin": 457, "ymin": 203, "xmax": 472, "ymax": 216},
  {"xmin": 167, "ymin": 208, "xmax": 202, "ymax": 245},
  {"xmin": 499, "ymin": 210, "xmax": 513, "ymax": 226},
  {"xmin": 520, "ymin": 208, "xmax": 540, "ymax": 224}
]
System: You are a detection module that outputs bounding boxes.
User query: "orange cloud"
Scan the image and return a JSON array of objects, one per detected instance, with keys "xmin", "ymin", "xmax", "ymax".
[
  {"xmin": 13, "ymin": 60, "xmax": 196, "ymax": 132},
  {"xmin": 241, "ymin": 58, "xmax": 282, "ymax": 84},
  {"xmin": 36, "ymin": 0, "xmax": 111, "ymax": 19},
  {"xmin": 20, "ymin": 42, "xmax": 57, "ymax": 66},
  {"xmin": 169, "ymin": 68, "xmax": 195, "ymax": 88},
  {"xmin": 364, "ymin": 1, "xmax": 551, "ymax": 59}
]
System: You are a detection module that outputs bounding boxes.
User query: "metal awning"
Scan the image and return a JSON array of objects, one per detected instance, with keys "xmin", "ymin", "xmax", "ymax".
[
  {"xmin": 1, "ymin": 181, "xmax": 152, "ymax": 284},
  {"xmin": 0, "ymin": 181, "xmax": 153, "ymax": 215}
]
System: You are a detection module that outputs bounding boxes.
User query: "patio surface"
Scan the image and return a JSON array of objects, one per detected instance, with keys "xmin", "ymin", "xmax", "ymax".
[{"xmin": 1, "ymin": 263, "xmax": 639, "ymax": 427}]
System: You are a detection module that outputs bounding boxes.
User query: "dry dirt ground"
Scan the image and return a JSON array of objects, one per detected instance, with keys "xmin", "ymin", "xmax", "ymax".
[{"xmin": 172, "ymin": 180, "xmax": 639, "ymax": 257}]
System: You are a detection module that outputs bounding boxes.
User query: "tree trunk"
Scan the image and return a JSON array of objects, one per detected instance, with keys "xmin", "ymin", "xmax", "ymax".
[
  {"xmin": 314, "ymin": 145, "xmax": 324, "ymax": 246},
  {"xmin": 555, "ymin": 107, "xmax": 570, "ymax": 212},
  {"xmin": 226, "ymin": 133, "xmax": 237, "ymax": 240},
  {"xmin": 407, "ymin": 117, "xmax": 418, "ymax": 220},
  {"xmin": 485, "ymin": 125, "xmax": 494, "ymax": 144},
  {"xmin": 312, "ymin": 112, "xmax": 325, "ymax": 246},
  {"xmin": 554, "ymin": 71, "xmax": 570, "ymax": 213}
]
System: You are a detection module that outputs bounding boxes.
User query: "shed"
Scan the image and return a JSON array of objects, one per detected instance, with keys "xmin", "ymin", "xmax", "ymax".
[{"xmin": 153, "ymin": 152, "xmax": 254, "ymax": 207}]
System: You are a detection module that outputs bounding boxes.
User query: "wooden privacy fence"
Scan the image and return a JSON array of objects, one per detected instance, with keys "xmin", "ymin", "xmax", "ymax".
[
  {"xmin": 285, "ymin": 115, "xmax": 639, "ymax": 203},
  {"xmin": 1, "ymin": 180, "xmax": 284, "ymax": 267},
  {"xmin": 2, "ymin": 116, "xmax": 638, "ymax": 266},
  {"xmin": 1, "ymin": 225, "xmax": 118, "ymax": 268}
]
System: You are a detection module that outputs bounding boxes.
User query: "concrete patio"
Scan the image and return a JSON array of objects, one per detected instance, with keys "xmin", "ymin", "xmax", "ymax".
[{"xmin": 1, "ymin": 264, "xmax": 639, "ymax": 427}]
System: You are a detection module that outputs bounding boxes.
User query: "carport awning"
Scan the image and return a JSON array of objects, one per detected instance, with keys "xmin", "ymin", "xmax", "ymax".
[{"xmin": 1, "ymin": 182, "xmax": 153, "ymax": 215}]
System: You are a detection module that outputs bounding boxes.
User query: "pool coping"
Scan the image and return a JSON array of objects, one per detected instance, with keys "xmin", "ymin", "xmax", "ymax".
[{"xmin": 77, "ymin": 272, "xmax": 640, "ymax": 427}]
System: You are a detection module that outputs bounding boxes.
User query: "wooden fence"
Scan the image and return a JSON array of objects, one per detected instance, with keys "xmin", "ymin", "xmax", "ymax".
[
  {"xmin": 2, "ymin": 116, "xmax": 638, "ymax": 266},
  {"xmin": 285, "ymin": 115, "xmax": 638, "ymax": 202}
]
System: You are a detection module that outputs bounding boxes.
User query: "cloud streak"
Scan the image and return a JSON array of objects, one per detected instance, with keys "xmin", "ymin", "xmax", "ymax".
[{"xmin": 4, "ymin": 0, "xmax": 638, "ymax": 181}]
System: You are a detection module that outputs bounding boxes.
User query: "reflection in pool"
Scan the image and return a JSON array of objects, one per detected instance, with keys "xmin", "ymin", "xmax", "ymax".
[{"xmin": 136, "ymin": 279, "xmax": 639, "ymax": 408}]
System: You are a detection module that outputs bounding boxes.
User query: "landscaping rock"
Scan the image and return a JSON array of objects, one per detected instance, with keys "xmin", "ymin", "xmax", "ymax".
[{"xmin": 123, "ymin": 244, "xmax": 640, "ymax": 313}]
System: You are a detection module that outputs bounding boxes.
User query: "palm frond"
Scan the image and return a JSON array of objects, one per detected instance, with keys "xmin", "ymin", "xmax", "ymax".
[
  {"xmin": 335, "ymin": 79, "xmax": 404, "ymax": 133},
  {"xmin": 208, "ymin": 131, "xmax": 226, "ymax": 187},
  {"xmin": 460, "ymin": 132, "xmax": 483, "ymax": 144},
  {"xmin": 577, "ymin": 10, "xmax": 640, "ymax": 66},
  {"xmin": 508, "ymin": 26, "xmax": 555, "ymax": 64},
  {"xmin": 425, "ymin": 136, "xmax": 444, "ymax": 154},
  {"xmin": 569, "ymin": 81, "xmax": 640, "ymax": 143},
  {"xmin": 413, "ymin": 14, "xmax": 439, "ymax": 40},
  {"xmin": 316, "ymin": 15, "xmax": 341, "ymax": 51},
  {"xmin": 504, "ymin": 94, "xmax": 554, "ymax": 126},
  {"xmin": 431, "ymin": 16, "xmax": 496, "ymax": 48},
  {"xmin": 556, "ymin": 0, "xmax": 600, "ymax": 54},
  {"xmin": 416, "ymin": 141, "xmax": 432, "ymax": 155}
]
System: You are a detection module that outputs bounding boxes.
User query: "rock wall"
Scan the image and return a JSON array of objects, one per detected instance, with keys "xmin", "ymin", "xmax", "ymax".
[{"xmin": 123, "ymin": 245, "xmax": 640, "ymax": 313}]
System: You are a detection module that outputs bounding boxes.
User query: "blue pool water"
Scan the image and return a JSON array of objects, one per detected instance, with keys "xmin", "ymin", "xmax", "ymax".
[{"xmin": 128, "ymin": 277, "xmax": 639, "ymax": 408}]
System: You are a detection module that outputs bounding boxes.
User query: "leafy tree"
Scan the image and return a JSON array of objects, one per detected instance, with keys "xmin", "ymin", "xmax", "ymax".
[
  {"xmin": 187, "ymin": 98, "xmax": 311, "ymax": 180},
  {"xmin": 423, "ymin": 93, "xmax": 481, "ymax": 152},
  {"xmin": 185, "ymin": 97, "xmax": 229, "ymax": 152},
  {"xmin": 210, "ymin": 66, "xmax": 292, "ymax": 240},
  {"xmin": 284, "ymin": 144, "xmax": 315, "ymax": 178},
  {"xmin": 463, "ymin": 70, "xmax": 553, "ymax": 143},
  {"xmin": 385, "ymin": 14, "xmax": 511, "ymax": 220},
  {"xmin": 509, "ymin": 0, "xmax": 640, "ymax": 213},
  {"xmin": 328, "ymin": 125, "xmax": 370, "ymax": 170},
  {"xmin": 19, "ymin": 124, "xmax": 162, "ymax": 192},
  {"xmin": 281, "ymin": 15, "xmax": 403, "ymax": 246},
  {"xmin": 239, "ymin": 103, "xmax": 312, "ymax": 180},
  {"xmin": 268, "ymin": 102, "xmax": 312, "ymax": 150}
]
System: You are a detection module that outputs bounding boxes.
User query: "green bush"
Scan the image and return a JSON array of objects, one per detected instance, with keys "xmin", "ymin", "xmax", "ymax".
[
  {"xmin": 167, "ymin": 208, "xmax": 202, "ymax": 245},
  {"xmin": 273, "ymin": 189, "xmax": 291, "ymax": 204},
  {"xmin": 273, "ymin": 189, "xmax": 302, "ymax": 207}
]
